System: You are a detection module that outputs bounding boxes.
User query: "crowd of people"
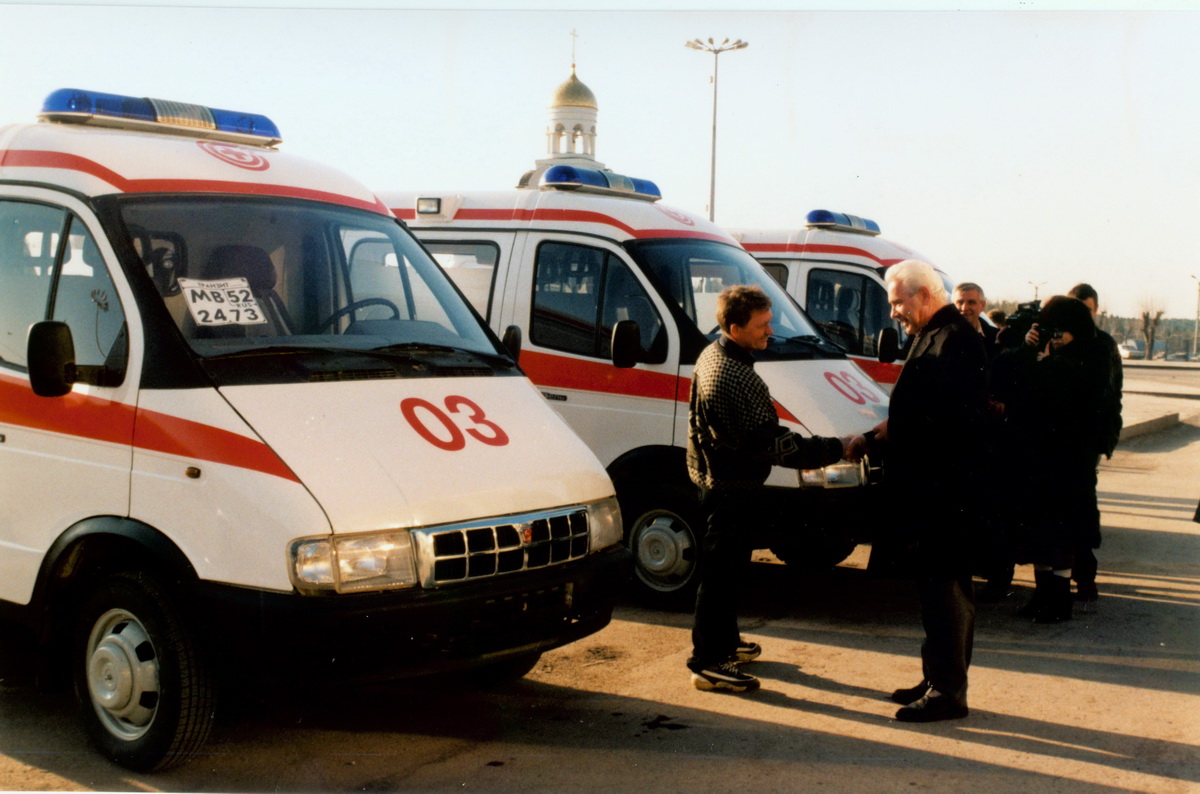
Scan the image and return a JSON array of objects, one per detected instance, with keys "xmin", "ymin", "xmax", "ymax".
[{"xmin": 682, "ymin": 263, "xmax": 1124, "ymax": 725}]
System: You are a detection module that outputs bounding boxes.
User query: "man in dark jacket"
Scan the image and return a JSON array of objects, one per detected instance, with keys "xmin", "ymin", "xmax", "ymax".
[
  {"xmin": 853, "ymin": 260, "xmax": 989, "ymax": 722},
  {"xmin": 686, "ymin": 284, "xmax": 850, "ymax": 693},
  {"xmin": 1067, "ymin": 283, "xmax": 1123, "ymax": 606}
]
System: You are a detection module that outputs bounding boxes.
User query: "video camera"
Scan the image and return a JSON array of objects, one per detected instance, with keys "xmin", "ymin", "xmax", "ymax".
[{"xmin": 998, "ymin": 299, "xmax": 1044, "ymax": 350}]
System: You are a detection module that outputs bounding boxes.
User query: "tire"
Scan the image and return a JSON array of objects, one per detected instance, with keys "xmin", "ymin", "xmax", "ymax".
[
  {"xmin": 74, "ymin": 571, "xmax": 214, "ymax": 772},
  {"xmin": 769, "ymin": 532, "xmax": 859, "ymax": 572},
  {"xmin": 622, "ymin": 484, "xmax": 704, "ymax": 610},
  {"xmin": 462, "ymin": 652, "xmax": 542, "ymax": 689}
]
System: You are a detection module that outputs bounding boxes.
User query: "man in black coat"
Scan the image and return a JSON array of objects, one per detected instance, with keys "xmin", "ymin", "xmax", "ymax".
[
  {"xmin": 852, "ymin": 260, "xmax": 990, "ymax": 722},
  {"xmin": 1066, "ymin": 283, "xmax": 1123, "ymax": 606}
]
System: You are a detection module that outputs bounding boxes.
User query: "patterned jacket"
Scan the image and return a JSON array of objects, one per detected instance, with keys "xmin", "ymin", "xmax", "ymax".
[{"xmin": 687, "ymin": 336, "xmax": 843, "ymax": 490}]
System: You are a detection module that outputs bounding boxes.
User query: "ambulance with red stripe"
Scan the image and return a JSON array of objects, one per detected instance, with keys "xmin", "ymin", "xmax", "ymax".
[
  {"xmin": 384, "ymin": 168, "xmax": 888, "ymax": 608},
  {"xmin": 731, "ymin": 212, "xmax": 952, "ymax": 388},
  {"xmin": 0, "ymin": 89, "xmax": 628, "ymax": 771}
]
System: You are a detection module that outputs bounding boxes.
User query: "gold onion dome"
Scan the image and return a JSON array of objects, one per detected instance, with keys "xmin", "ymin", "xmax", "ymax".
[{"xmin": 551, "ymin": 68, "xmax": 598, "ymax": 109}]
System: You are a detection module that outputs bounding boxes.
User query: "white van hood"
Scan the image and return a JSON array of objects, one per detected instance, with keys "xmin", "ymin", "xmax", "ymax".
[
  {"xmin": 757, "ymin": 358, "xmax": 888, "ymax": 437},
  {"xmin": 220, "ymin": 376, "xmax": 613, "ymax": 534}
]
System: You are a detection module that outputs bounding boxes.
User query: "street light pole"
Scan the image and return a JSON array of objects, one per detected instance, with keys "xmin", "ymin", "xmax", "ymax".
[
  {"xmin": 1191, "ymin": 275, "xmax": 1199, "ymax": 361},
  {"xmin": 685, "ymin": 37, "xmax": 748, "ymax": 222},
  {"xmin": 1028, "ymin": 281, "xmax": 1047, "ymax": 301}
]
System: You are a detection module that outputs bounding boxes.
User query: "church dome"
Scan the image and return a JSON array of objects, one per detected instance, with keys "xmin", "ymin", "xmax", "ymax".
[{"xmin": 550, "ymin": 68, "xmax": 598, "ymax": 109}]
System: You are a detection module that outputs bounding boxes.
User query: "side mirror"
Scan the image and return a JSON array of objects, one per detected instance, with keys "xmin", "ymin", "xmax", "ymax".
[
  {"xmin": 877, "ymin": 327, "xmax": 901, "ymax": 364},
  {"xmin": 27, "ymin": 321, "xmax": 77, "ymax": 398},
  {"xmin": 611, "ymin": 320, "xmax": 644, "ymax": 369},
  {"xmin": 501, "ymin": 324, "xmax": 522, "ymax": 362}
]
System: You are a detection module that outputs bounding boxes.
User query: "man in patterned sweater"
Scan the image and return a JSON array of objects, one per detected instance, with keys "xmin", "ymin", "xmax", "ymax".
[{"xmin": 687, "ymin": 284, "xmax": 852, "ymax": 693}]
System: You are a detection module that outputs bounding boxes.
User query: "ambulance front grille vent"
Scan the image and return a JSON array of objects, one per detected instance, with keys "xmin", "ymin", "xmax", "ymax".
[
  {"xmin": 437, "ymin": 366, "xmax": 494, "ymax": 378},
  {"xmin": 308, "ymin": 368, "xmax": 399, "ymax": 382},
  {"xmin": 411, "ymin": 508, "xmax": 590, "ymax": 587}
]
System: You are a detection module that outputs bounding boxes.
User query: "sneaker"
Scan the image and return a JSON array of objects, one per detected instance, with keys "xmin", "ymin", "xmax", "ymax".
[
  {"xmin": 895, "ymin": 690, "xmax": 968, "ymax": 723},
  {"xmin": 890, "ymin": 680, "xmax": 930, "ymax": 705},
  {"xmin": 730, "ymin": 638, "xmax": 762, "ymax": 664},
  {"xmin": 691, "ymin": 661, "xmax": 760, "ymax": 693}
]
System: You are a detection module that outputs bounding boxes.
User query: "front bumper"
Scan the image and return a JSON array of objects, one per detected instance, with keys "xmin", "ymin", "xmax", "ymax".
[{"xmin": 194, "ymin": 544, "xmax": 631, "ymax": 684}]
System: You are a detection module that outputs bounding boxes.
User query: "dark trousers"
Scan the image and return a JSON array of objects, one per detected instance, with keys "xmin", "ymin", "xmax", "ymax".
[
  {"xmin": 1073, "ymin": 547, "xmax": 1098, "ymax": 585},
  {"xmin": 689, "ymin": 487, "xmax": 757, "ymax": 669},
  {"xmin": 917, "ymin": 575, "xmax": 976, "ymax": 706}
]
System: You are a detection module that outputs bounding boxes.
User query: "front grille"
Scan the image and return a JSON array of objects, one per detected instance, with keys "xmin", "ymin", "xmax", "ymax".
[{"xmin": 410, "ymin": 508, "xmax": 590, "ymax": 587}]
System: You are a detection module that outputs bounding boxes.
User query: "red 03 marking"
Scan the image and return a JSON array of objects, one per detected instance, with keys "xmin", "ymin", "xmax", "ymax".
[
  {"xmin": 400, "ymin": 395, "xmax": 510, "ymax": 451},
  {"xmin": 824, "ymin": 370, "xmax": 880, "ymax": 405},
  {"xmin": 196, "ymin": 140, "xmax": 270, "ymax": 171}
]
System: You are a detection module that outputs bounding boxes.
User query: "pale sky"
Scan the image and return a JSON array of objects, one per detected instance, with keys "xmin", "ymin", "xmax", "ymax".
[{"xmin": 2, "ymin": 1, "xmax": 1198, "ymax": 319}]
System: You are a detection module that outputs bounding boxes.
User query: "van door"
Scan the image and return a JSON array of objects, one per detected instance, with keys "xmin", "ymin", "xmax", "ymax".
[
  {"xmin": 0, "ymin": 196, "xmax": 136, "ymax": 605},
  {"xmin": 507, "ymin": 233, "xmax": 678, "ymax": 466}
]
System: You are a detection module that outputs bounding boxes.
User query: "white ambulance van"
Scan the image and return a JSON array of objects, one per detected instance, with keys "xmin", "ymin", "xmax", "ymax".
[
  {"xmin": 731, "ymin": 211, "xmax": 952, "ymax": 388},
  {"xmin": 383, "ymin": 168, "xmax": 889, "ymax": 609},
  {"xmin": 0, "ymin": 89, "xmax": 629, "ymax": 771}
]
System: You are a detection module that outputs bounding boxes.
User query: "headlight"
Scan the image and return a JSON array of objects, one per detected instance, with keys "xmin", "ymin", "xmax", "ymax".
[
  {"xmin": 289, "ymin": 530, "xmax": 418, "ymax": 594},
  {"xmin": 799, "ymin": 460, "xmax": 866, "ymax": 489},
  {"xmin": 587, "ymin": 495, "xmax": 623, "ymax": 551}
]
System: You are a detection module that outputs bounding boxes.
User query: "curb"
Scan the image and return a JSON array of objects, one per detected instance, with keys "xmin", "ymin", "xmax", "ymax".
[{"xmin": 1119, "ymin": 413, "xmax": 1181, "ymax": 442}]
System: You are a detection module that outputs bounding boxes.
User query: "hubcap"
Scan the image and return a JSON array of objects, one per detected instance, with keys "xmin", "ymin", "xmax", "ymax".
[
  {"xmin": 86, "ymin": 609, "xmax": 159, "ymax": 740},
  {"xmin": 633, "ymin": 511, "xmax": 696, "ymax": 591}
]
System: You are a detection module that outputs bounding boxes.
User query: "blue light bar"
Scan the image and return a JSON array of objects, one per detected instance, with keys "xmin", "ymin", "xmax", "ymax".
[
  {"xmin": 806, "ymin": 209, "xmax": 881, "ymax": 235},
  {"xmin": 39, "ymin": 88, "xmax": 282, "ymax": 147},
  {"xmin": 540, "ymin": 165, "xmax": 662, "ymax": 202}
]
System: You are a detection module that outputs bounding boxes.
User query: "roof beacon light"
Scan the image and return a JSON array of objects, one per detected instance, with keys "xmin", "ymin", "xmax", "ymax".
[
  {"xmin": 540, "ymin": 165, "xmax": 662, "ymax": 202},
  {"xmin": 806, "ymin": 209, "xmax": 881, "ymax": 236},
  {"xmin": 39, "ymin": 88, "xmax": 282, "ymax": 147}
]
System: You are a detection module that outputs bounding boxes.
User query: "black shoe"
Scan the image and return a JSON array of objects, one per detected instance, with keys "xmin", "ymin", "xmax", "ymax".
[
  {"xmin": 730, "ymin": 638, "xmax": 762, "ymax": 664},
  {"xmin": 890, "ymin": 680, "xmax": 930, "ymax": 705},
  {"xmin": 1033, "ymin": 574, "xmax": 1073, "ymax": 624},
  {"xmin": 691, "ymin": 661, "xmax": 760, "ymax": 693},
  {"xmin": 1016, "ymin": 571, "xmax": 1050, "ymax": 618},
  {"xmin": 1074, "ymin": 581, "xmax": 1099, "ymax": 602},
  {"xmin": 895, "ymin": 691, "xmax": 969, "ymax": 723}
]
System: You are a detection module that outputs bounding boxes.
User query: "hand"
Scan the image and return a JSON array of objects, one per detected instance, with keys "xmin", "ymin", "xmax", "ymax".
[
  {"xmin": 1025, "ymin": 324, "xmax": 1041, "ymax": 348},
  {"xmin": 842, "ymin": 434, "xmax": 868, "ymax": 462}
]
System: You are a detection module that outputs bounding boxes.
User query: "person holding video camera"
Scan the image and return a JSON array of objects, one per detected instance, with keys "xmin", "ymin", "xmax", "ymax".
[{"xmin": 996, "ymin": 295, "xmax": 1113, "ymax": 623}]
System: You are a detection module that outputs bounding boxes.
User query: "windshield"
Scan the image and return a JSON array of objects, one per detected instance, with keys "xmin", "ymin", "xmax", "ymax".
[
  {"xmin": 117, "ymin": 197, "xmax": 501, "ymax": 370},
  {"xmin": 628, "ymin": 238, "xmax": 841, "ymax": 362}
]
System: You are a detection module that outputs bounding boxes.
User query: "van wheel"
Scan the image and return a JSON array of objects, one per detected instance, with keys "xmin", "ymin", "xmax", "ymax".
[
  {"xmin": 74, "ymin": 571, "xmax": 214, "ymax": 772},
  {"xmin": 769, "ymin": 534, "xmax": 859, "ymax": 571},
  {"xmin": 623, "ymin": 485, "xmax": 704, "ymax": 610},
  {"xmin": 463, "ymin": 652, "xmax": 542, "ymax": 689}
]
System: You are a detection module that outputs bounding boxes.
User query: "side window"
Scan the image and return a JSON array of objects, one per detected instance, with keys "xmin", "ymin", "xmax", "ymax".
[
  {"xmin": 861, "ymin": 278, "xmax": 895, "ymax": 357},
  {"xmin": 51, "ymin": 217, "xmax": 127, "ymax": 369},
  {"xmin": 344, "ymin": 233, "xmax": 452, "ymax": 329},
  {"xmin": 760, "ymin": 262, "xmax": 789, "ymax": 289},
  {"xmin": 0, "ymin": 202, "xmax": 63, "ymax": 368},
  {"xmin": 807, "ymin": 268, "xmax": 866, "ymax": 355},
  {"xmin": 424, "ymin": 241, "xmax": 498, "ymax": 321},
  {"xmin": 531, "ymin": 241, "xmax": 664, "ymax": 360}
]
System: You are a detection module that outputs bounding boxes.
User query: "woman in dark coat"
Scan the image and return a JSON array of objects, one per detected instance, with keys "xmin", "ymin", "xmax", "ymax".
[{"xmin": 996, "ymin": 296, "xmax": 1111, "ymax": 623}]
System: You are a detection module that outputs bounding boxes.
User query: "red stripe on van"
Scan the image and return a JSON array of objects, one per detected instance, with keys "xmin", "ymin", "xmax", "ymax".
[
  {"xmin": 519, "ymin": 350, "xmax": 804, "ymax": 427},
  {"xmin": 391, "ymin": 206, "xmax": 733, "ymax": 243},
  {"xmin": 0, "ymin": 373, "xmax": 299, "ymax": 482},
  {"xmin": 849, "ymin": 355, "xmax": 902, "ymax": 385},
  {"xmin": 0, "ymin": 374, "xmax": 136, "ymax": 443},
  {"xmin": 133, "ymin": 407, "xmax": 300, "ymax": 482},
  {"xmin": 0, "ymin": 149, "xmax": 390, "ymax": 215},
  {"xmin": 519, "ymin": 349, "xmax": 680, "ymax": 400},
  {"xmin": 741, "ymin": 241, "xmax": 905, "ymax": 267}
]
